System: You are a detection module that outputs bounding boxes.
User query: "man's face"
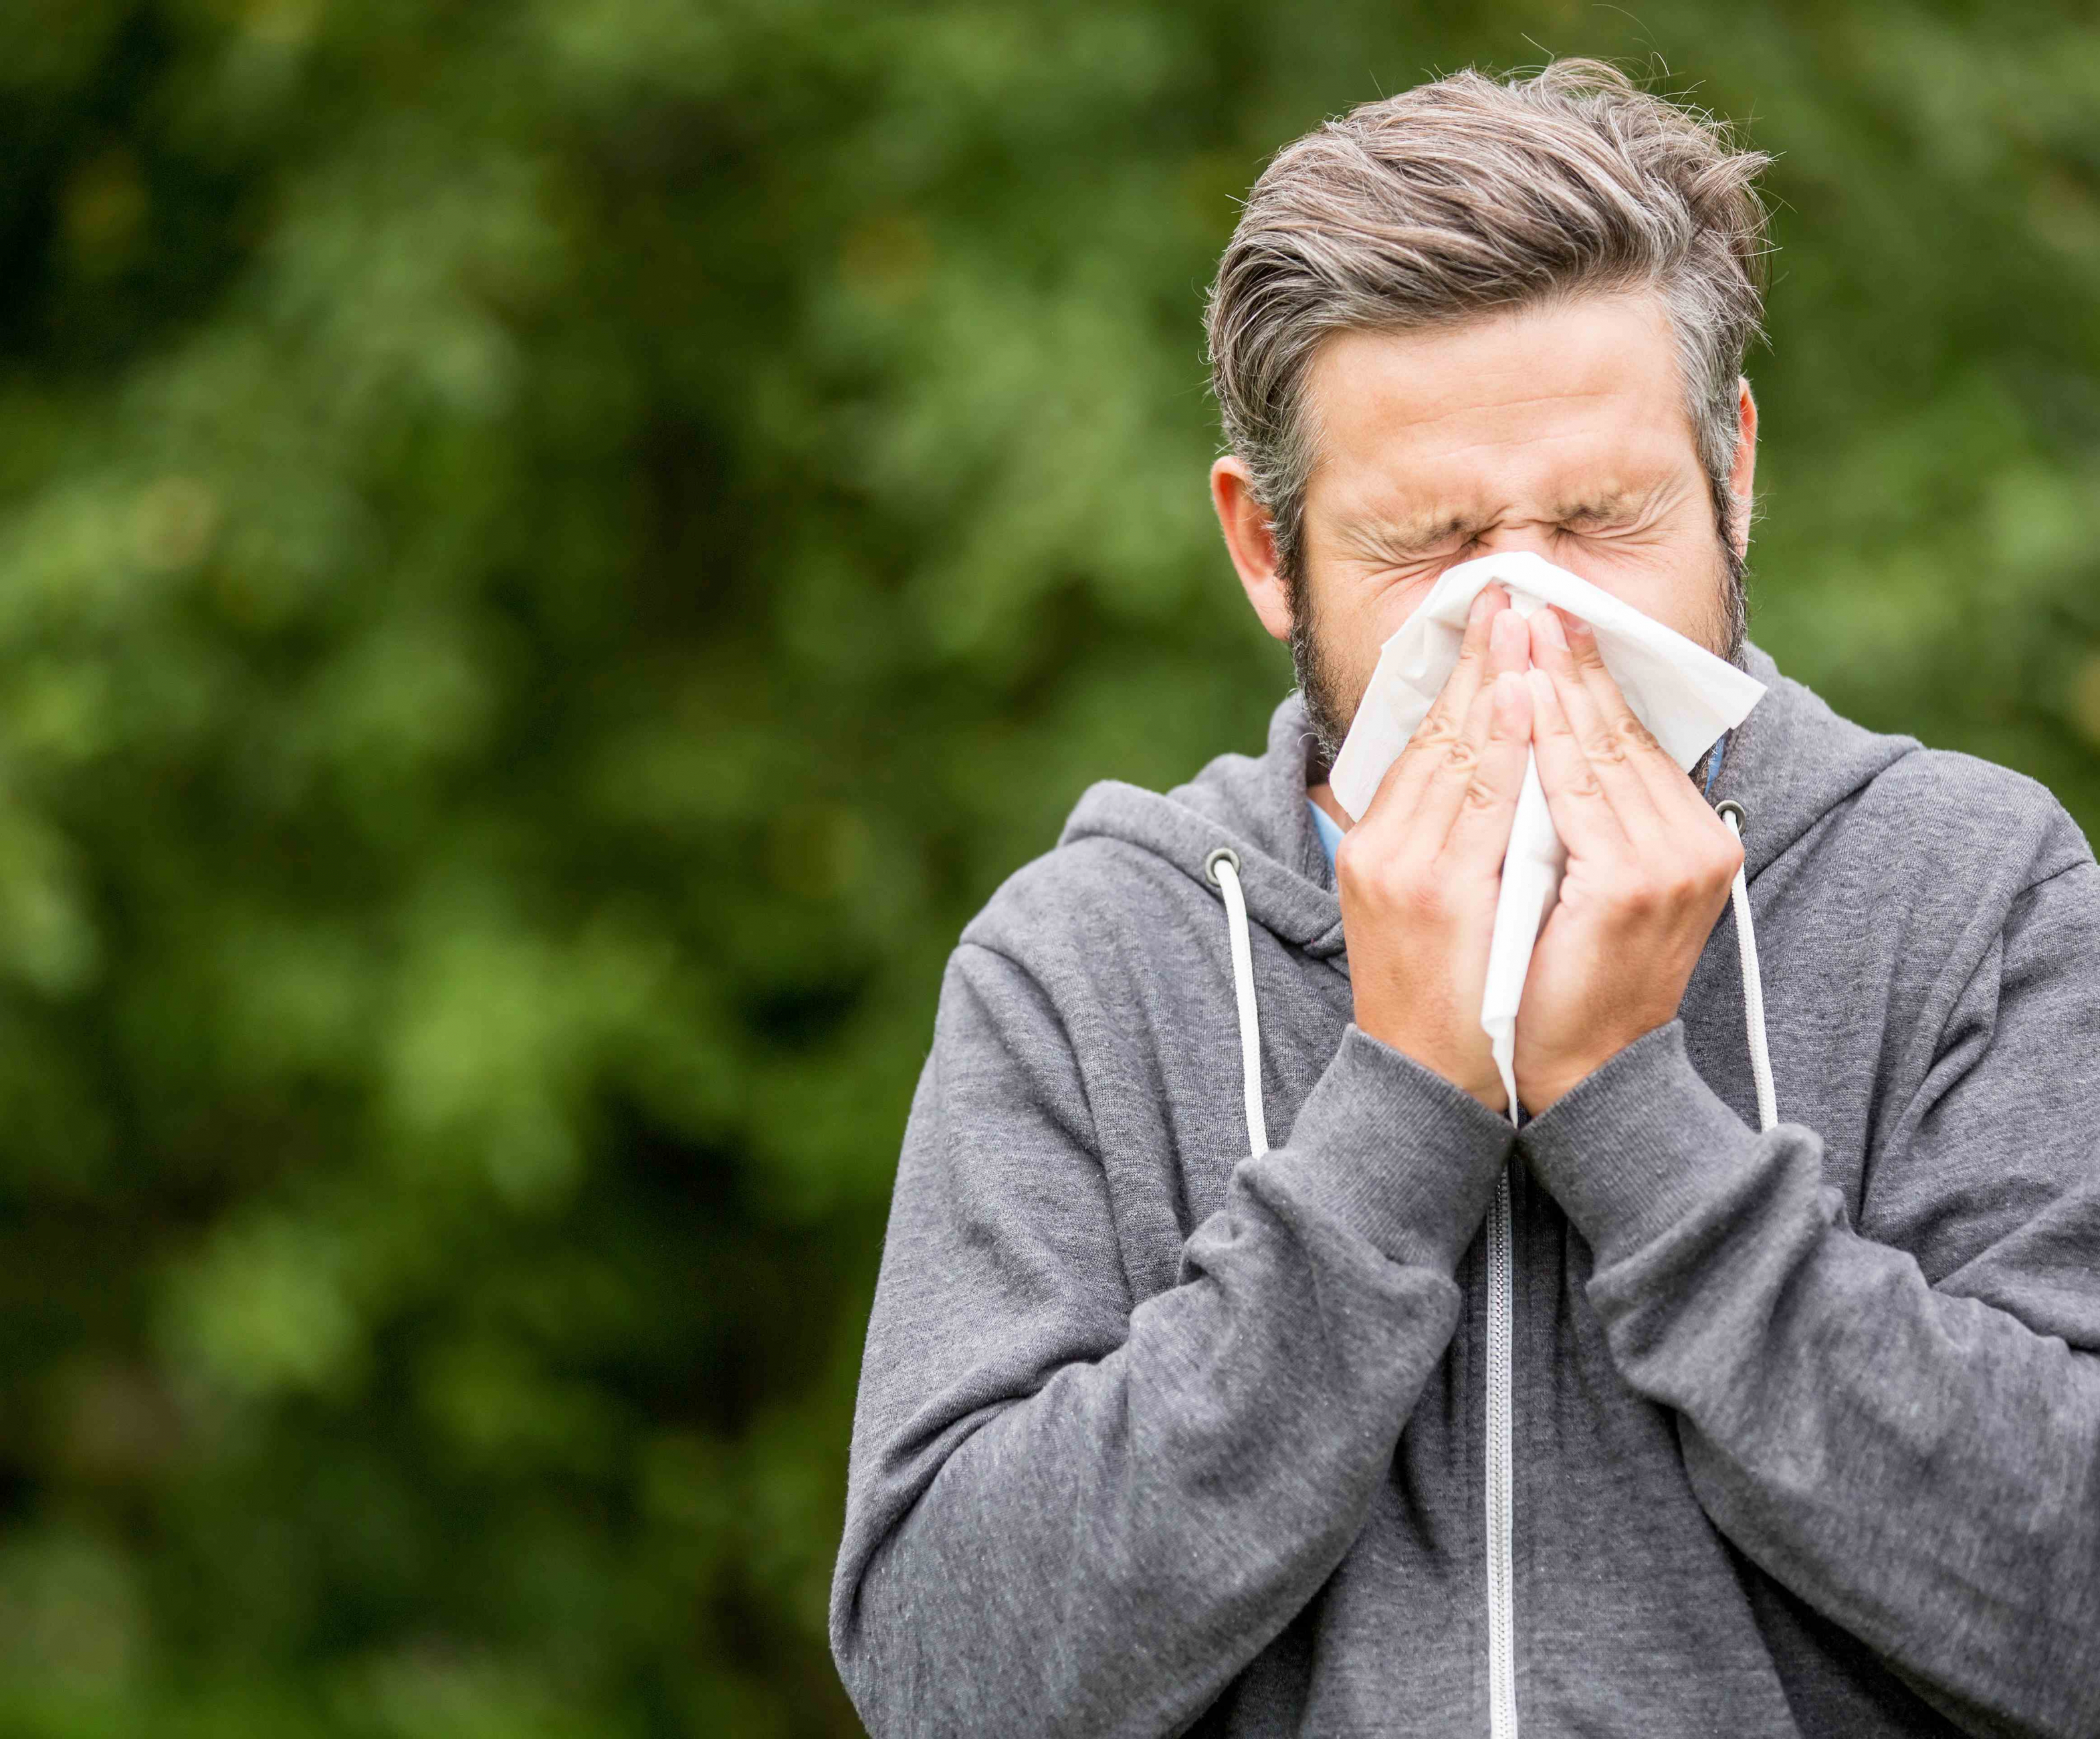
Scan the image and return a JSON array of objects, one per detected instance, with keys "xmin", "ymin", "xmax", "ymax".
[{"xmin": 1255, "ymin": 294, "xmax": 1750, "ymax": 761}]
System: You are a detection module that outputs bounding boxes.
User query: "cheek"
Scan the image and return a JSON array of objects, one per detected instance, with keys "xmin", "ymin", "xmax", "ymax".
[
  {"xmin": 1345, "ymin": 567, "xmax": 1441, "ymax": 645},
  {"xmin": 1306, "ymin": 567, "xmax": 1435, "ymax": 690},
  {"xmin": 1557, "ymin": 536, "xmax": 1725, "ymax": 643}
]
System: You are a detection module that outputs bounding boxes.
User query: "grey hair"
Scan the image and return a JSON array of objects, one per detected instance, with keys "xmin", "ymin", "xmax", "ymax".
[{"xmin": 1205, "ymin": 60, "xmax": 1772, "ymax": 653}]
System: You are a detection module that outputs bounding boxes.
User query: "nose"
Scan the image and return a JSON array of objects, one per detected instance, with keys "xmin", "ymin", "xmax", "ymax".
[
  {"xmin": 1474, "ymin": 525, "xmax": 1553, "ymax": 560},
  {"xmin": 1470, "ymin": 526, "xmax": 1613, "ymax": 595}
]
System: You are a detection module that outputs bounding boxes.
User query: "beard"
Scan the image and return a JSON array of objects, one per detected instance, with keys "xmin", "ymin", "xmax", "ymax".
[{"xmin": 1289, "ymin": 522, "xmax": 1748, "ymax": 777}]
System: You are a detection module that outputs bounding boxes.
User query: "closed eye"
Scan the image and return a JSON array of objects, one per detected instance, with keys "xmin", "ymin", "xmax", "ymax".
[
  {"xmin": 1556, "ymin": 509, "xmax": 1657, "ymax": 541},
  {"xmin": 1550, "ymin": 481, "xmax": 1675, "ymax": 540}
]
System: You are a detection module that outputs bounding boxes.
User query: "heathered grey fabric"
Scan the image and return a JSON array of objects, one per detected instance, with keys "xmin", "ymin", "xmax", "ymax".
[{"xmin": 829, "ymin": 644, "xmax": 2100, "ymax": 1738}]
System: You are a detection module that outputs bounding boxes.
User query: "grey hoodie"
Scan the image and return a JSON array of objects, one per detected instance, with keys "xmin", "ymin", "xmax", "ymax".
[{"xmin": 829, "ymin": 646, "xmax": 2100, "ymax": 1738}]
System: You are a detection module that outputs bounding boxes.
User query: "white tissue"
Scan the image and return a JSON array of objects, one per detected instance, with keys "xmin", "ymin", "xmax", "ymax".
[{"xmin": 1326, "ymin": 550, "xmax": 1766, "ymax": 1120}]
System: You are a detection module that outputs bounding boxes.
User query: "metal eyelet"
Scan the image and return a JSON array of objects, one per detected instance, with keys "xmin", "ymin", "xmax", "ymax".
[
  {"xmin": 1714, "ymin": 799, "xmax": 1748, "ymax": 830},
  {"xmin": 1203, "ymin": 845, "xmax": 1241, "ymax": 888}
]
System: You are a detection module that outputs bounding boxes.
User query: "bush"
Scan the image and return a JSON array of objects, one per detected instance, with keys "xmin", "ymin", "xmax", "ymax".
[{"xmin": 0, "ymin": 3, "xmax": 2093, "ymax": 1734}]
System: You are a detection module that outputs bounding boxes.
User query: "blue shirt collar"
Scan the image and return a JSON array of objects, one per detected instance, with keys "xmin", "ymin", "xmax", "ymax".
[{"xmin": 1307, "ymin": 799, "xmax": 1344, "ymax": 874}]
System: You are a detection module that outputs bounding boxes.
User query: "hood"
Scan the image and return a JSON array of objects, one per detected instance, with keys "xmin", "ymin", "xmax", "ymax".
[{"xmin": 1057, "ymin": 643, "xmax": 1919, "ymax": 964}]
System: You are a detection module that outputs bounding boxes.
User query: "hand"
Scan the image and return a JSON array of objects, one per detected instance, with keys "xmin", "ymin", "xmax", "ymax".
[
  {"xmin": 1513, "ymin": 607, "xmax": 1743, "ymax": 1114},
  {"xmin": 1338, "ymin": 587, "xmax": 1533, "ymax": 1113}
]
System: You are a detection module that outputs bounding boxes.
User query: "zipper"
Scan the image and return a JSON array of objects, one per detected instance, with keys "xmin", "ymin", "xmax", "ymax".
[{"xmin": 1485, "ymin": 1160, "xmax": 1518, "ymax": 1736}]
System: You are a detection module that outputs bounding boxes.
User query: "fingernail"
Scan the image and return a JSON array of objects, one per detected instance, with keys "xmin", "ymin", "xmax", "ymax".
[
  {"xmin": 1533, "ymin": 609, "xmax": 1566, "ymax": 647},
  {"xmin": 1490, "ymin": 609, "xmax": 1525, "ymax": 653}
]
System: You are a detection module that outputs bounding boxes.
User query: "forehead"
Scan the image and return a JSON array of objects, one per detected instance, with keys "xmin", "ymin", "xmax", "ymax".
[{"xmin": 1301, "ymin": 294, "xmax": 1701, "ymax": 530}]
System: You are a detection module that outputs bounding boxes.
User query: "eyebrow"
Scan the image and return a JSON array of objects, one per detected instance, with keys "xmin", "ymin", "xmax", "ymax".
[
  {"xmin": 1331, "ymin": 509, "xmax": 1487, "ymax": 564},
  {"xmin": 1334, "ymin": 481, "xmax": 1668, "ymax": 562},
  {"xmin": 1545, "ymin": 483, "xmax": 1661, "ymax": 524}
]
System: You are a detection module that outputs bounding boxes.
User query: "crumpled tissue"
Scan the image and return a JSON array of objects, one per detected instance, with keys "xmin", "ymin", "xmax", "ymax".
[{"xmin": 1326, "ymin": 550, "xmax": 1766, "ymax": 1120}]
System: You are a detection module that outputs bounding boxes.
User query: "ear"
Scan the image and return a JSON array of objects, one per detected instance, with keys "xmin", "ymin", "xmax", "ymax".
[
  {"xmin": 1726, "ymin": 377, "xmax": 1758, "ymax": 561},
  {"xmin": 1211, "ymin": 455, "xmax": 1294, "ymax": 643}
]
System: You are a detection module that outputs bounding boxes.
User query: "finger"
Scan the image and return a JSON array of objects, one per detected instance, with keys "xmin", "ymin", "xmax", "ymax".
[
  {"xmin": 1528, "ymin": 608, "xmax": 1670, "ymax": 852},
  {"xmin": 1419, "ymin": 583, "xmax": 1511, "ymax": 739},
  {"xmin": 1549, "ymin": 628, "xmax": 1748, "ymax": 916},
  {"xmin": 1401, "ymin": 610, "xmax": 1528, "ymax": 859},
  {"xmin": 1358, "ymin": 585, "xmax": 1513, "ymax": 836},
  {"xmin": 1482, "ymin": 593, "xmax": 1529, "ymax": 683},
  {"xmin": 1557, "ymin": 611, "xmax": 1693, "ymax": 818},
  {"xmin": 1403, "ymin": 670, "xmax": 1505, "ymax": 857},
  {"xmin": 1438, "ymin": 670, "xmax": 1534, "ymax": 874},
  {"xmin": 1526, "ymin": 666, "xmax": 1629, "ymax": 859}
]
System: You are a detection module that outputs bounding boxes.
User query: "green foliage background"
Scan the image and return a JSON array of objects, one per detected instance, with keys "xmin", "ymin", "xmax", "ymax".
[{"xmin": 1, "ymin": 1, "xmax": 2097, "ymax": 1734}]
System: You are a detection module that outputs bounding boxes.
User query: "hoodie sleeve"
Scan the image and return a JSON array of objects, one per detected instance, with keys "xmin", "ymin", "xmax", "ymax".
[
  {"xmin": 1517, "ymin": 858, "xmax": 2100, "ymax": 1739},
  {"xmin": 829, "ymin": 939, "xmax": 1515, "ymax": 1738}
]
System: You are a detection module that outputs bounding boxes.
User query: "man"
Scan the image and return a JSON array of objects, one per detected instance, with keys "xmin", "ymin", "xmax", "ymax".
[{"xmin": 829, "ymin": 60, "xmax": 2100, "ymax": 1738}]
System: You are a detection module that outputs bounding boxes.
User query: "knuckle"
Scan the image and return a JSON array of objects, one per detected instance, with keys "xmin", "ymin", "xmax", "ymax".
[
  {"xmin": 1461, "ymin": 775, "xmax": 1503, "ymax": 814},
  {"xmin": 1402, "ymin": 878, "xmax": 1450, "ymax": 924},
  {"xmin": 1687, "ymin": 825, "xmax": 1742, "ymax": 886},
  {"xmin": 1368, "ymin": 859, "xmax": 1412, "ymax": 907},
  {"xmin": 1419, "ymin": 735, "xmax": 1470, "ymax": 785},
  {"xmin": 1354, "ymin": 849, "xmax": 1440, "ymax": 921},
  {"xmin": 1334, "ymin": 834, "xmax": 1370, "ymax": 886}
]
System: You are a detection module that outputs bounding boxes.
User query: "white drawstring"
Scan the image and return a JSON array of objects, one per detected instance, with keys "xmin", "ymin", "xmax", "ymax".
[
  {"xmin": 1204, "ymin": 847, "xmax": 1268, "ymax": 1157},
  {"xmin": 1204, "ymin": 801, "xmax": 1778, "ymax": 1156},
  {"xmin": 1716, "ymin": 802, "xmax": 1778, "ymax": 1133}
]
